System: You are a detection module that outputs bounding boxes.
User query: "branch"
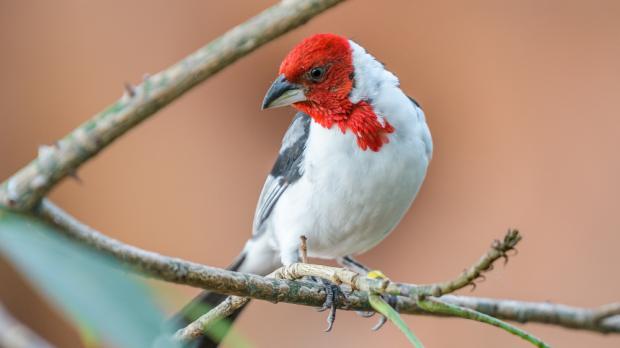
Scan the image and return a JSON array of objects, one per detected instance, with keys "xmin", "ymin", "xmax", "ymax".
[
  {"xmin": 426, "ymin": 230, "xmax": 520, "ymax": 296},
  {"xmin": 173, "ymin": 296, "xmax": 250, "ymax": 343},
  {"xmin": 0, "ymin": 0, "xmax": 346, "ymax": 211},
  {"xmin": 172, "ymin": 232, "xmax": 532, "ymax": 345},
  {"xmin": 36, "ymin": 200, "xmax": 620, "ymax": 335},
  {"xmin": 442, "ymin": 295, "xmax": 620, "ymax": 334},
  {"xmin": 0, "ymin": 303, "xmax": 55, "ymax": 348}
]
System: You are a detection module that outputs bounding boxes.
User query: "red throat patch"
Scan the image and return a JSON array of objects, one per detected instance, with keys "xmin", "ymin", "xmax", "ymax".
[{"xmin": 295, "ymin": 101, "xmax": 395, "ymax": 152}]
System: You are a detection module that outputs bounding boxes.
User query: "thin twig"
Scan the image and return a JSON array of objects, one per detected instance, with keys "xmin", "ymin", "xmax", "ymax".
[
  {"xmin": 173, "ymin": 296, "xmax": 249, "ymax": 343},
  {"xmin": 0, "ymin": 303, "xmax": 55, "ymax": 348},
  {"xmin": 422, "ymin": 229, "xmax": 521, "ymax": 296},
  {"xmin": 0, "ymin": 0, "xmax": 346, "ymax": 211},
  {"xmin": 172, "ymin": 261, "xmax": 320, "ymax": 343},
  {"xmin": 35, "ymin": 200, "xmax": 620, "ymax": 334}
]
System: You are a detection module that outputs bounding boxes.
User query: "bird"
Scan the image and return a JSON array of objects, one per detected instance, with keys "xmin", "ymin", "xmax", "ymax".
[{"xmin": 173, "ymin": 33, "xmax": 433, "ymax": 347}]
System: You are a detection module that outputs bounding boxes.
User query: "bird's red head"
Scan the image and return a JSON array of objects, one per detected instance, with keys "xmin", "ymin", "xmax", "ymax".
[
  {"xmin": 262, "ymin": 33, "xmax": 394, "ymax": 151},
  {"xmin": 262, "ymin": 34, "xmax": 354, "ymax": 118},
  {"xmin": 278, "ymin": 33, "xmax": 354, "ymax": 115}
]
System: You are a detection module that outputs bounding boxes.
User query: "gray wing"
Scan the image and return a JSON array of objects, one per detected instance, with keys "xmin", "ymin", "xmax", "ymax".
[{"xmin": 251, "ymin": 112, "xmax": 311, "ymax": 237}]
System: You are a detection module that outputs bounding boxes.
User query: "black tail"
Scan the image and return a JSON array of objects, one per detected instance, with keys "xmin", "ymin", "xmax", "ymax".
[{"xmin": 171, "ymin": 254, "xmax": 248, "ymax": 348}]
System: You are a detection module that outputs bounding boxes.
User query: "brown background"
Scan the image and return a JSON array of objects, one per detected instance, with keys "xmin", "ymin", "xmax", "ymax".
[{"xmin": 1, "ymin": 1, "xmax": 619, "ymax": 347}]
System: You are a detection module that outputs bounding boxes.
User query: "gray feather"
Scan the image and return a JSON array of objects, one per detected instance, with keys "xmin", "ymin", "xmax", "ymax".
[{"xmin": 252, "ymin": 112, "xmax": 311, "ymax": 237}]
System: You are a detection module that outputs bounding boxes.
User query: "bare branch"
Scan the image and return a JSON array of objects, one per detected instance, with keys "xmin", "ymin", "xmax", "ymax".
[
  {"xmin": 424, "ymin": 229, "xmax": 521, "ymax": 296},
  {"xmin": 36, "ymin": 199, "xmax": 620, "ymax": 335},
  {"xmin": 443, "ymin": 295, "xmax": 620, "ymax": 334},
  {"xmin": 0, "ymin": 0, "xmax": 346, "ymax": 211},
  {"xmin": 173, "ymin": 296, "xmax": 250, "ymax": 343},
  {"xmin": 0, "ymin": 303, "xmax": 55, "ymax": 348}
]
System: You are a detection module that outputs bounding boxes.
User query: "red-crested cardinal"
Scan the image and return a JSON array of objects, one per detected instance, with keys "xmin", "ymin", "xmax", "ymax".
[{"xmin": 174, "ymin": 33, "xmax": 432, "ymax": 347}]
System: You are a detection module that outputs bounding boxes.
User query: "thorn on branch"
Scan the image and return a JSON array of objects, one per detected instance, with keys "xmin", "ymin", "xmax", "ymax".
[
  {"xmin": 68, "ymin": 169, "xmax": 82, "ymax": 184},
  {"xmin": 124, "ymin": 82, "xmax": 136, "ymax": 98}
]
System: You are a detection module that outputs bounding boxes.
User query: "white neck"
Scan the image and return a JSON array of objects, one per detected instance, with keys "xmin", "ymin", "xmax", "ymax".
[{"xmin": 348, "ymin": 40, "xmax": 400, "ymax": 104}]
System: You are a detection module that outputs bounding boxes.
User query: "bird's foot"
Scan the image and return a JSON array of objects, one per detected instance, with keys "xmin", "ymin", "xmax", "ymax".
[{"xmin": 310, "ymin": 277, "xmax": 349, "ymax": 332}]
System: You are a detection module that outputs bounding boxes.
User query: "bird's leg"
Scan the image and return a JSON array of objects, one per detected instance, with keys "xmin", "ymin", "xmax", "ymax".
[
  {"xmin": 337, "ymin": 255, "xmax": 397, "ymax": 331},
  {"xmin": 294, "ymin": 236, "xmax": 348, "ymax": 332},
  {"xmin": 314, "ymin": 277, "xmax": 347, "ymax": 332},
  {"xmin": 338, "ymin": 255, "xmax": 374, "ymax": 317},
  {"xmin": 299, "ymin": 235, "xmax": 309, "ymax": 263}
]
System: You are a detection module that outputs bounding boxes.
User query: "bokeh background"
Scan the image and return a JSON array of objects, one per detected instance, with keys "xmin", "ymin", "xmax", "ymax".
[{"xmin": 1, "ymin": 1, "xmax": 619, "ymax": 347}]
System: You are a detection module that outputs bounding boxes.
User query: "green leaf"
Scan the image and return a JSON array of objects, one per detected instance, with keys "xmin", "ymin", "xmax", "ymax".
[
  {"xmin": 369, "ymin": 293, "xmax": 424, "ymax": 348},
  {"xmin": 417, "ymin": 297, "xmax": 550, "ymax": 348},
  {"xmin": 0, "ymin": 209, "xmax": 178, "ymax": 348}
]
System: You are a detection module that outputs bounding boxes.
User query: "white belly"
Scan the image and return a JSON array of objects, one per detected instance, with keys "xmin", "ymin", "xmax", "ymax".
[{"xmin": 269, "ymin": 111, "xmax": 431, "ymax": 261}]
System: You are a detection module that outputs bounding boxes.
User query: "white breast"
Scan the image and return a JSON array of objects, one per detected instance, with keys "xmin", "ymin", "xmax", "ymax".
[{"xmin": 269, "ymin": 87, "xmax": 431, "ymax": 262}]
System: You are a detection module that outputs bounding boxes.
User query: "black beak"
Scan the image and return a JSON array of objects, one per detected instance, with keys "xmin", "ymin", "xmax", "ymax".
[{"xmin": 261, "ymin": 74, "xmax": 307, "ymax": 110}]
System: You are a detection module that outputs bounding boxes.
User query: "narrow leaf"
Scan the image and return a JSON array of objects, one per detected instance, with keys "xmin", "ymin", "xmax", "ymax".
[{"xmin": 369, "ymin": 293, "xmax": 424, "ymax": 348}]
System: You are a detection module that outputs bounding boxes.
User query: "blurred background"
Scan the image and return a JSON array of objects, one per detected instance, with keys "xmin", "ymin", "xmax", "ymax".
[{"xmin": 1, "ymin": 0, "xmax": 619, "ymax": 347}]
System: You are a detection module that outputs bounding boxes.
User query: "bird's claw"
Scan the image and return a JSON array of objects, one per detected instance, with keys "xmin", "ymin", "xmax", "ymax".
[
  {"xmin": 317, "ymin": 282, "xmax": 337, "ymax": 312},
  {"xmin": 316, "ymin": 280, "xmax": 347, "ymax": 332},
  {"xmin": 369, "ymin": 293, "xmax": 398, "ymax": 331},
  {"xmin": 371, "ymin": 314, "xmax": 388, "ymax": 331}
]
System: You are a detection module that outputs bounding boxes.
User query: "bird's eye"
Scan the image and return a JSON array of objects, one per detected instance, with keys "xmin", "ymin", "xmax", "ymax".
[{"xmin": 308, "ymin": 67, "xmax": 326, "ymax": 82}]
